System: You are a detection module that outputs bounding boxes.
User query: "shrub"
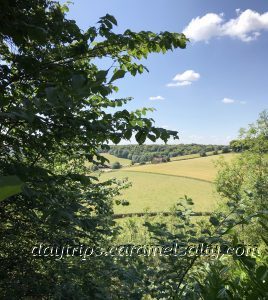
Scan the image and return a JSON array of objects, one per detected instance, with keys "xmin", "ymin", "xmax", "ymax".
[
  {"xmin": 111, "ymin": 162, "xmax": 122, "ymax": 169},
  {"xmin": 199, "ymin": 150, "xmax": 207, "ymax": 157},
  {"xmin": 91, "ymin": 164, "xmax": 99, "ymax": 171},
  {"xmin": 222, "ymin": 146, "xmax": 230, "ymax": 153}
]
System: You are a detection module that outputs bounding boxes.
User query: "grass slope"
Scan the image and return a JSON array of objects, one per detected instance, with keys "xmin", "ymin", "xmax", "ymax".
[
  {"xmin": 101, "ymin": 171, "xmax": 218, "ymax": 214},
  {"xmin": 85, "ymin": 153, "xmax": 131, "ymax": 168},
  {"xmin": 170, "ymin": 151, "xmax": 216, "ymax": 162},
  {"xmin": 101, "ymin": 153, "xmax": 131, "ymax": 166},
  {"xmin": 170, "ymin": 153, "xmax": 200, "ymax": 161},
  {"xmin": 124, "ymin": 153, "xmax": 236, "ymax": 182}
]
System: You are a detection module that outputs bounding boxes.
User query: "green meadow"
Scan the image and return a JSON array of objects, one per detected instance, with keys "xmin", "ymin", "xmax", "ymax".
[
  {"xmin": 99, "ymin": 153, "xmax": 237, "ymax": 214},
  {"xmin": 100, "ymin": 153, "xmax": 131, "ymax": 166},
  {"xmin": 124, "ymin": 153, "xmax": 236, "ymax": 182}
]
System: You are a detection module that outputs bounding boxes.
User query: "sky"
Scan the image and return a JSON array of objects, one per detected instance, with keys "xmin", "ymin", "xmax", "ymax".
[{"xmin": 66, "ymin": 0, "xmax": 268, "ymax": 145}]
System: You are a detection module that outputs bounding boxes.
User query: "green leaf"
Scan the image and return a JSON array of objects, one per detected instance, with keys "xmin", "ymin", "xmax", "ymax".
[
  {"xmin": 105, "ymin": 14, "xmax": 117, "ymax": 26},
  {"xmin": 72, "ymin": 74, "xmax": 86, "ymax": 89},
  {"xmin": 0, "ymin": 176, "xmax": 23, "ymax": 201},
  {"xmin": 160, "ymin": 130, "xmax": 169, "ymax": 143},
  {"xmin": 209, "ymin": 216, "xmax": 220, "ymax": 226},
  {"xmin": 85, "ymin": 27, "xmax": 97, "ymax": 42},
  {"xmin": 124, "ymin": 129, "xmax": 132, "ymax": 140},
  {"xmin": 68, "ymin": 174, "xmax": 95, "ymax": 185},
  {"xmin": 135, "ymin": 131, "xmax": 146, "ymax": 144},
  {"xmin": 45, "ymin": 86, "xmax": 58, "ymax": 103},
  {"xmin": 136, "ymin": 120, "xmax": 143, "ymax": 127},
  {"xmin": 109, "ymin": 70, "xmax": 126, "ymax": 83},
  {"xmin": 11, "ymin": 110, "xmax": 35, "ymax": 122},
  {"xmin": 111, "ymin": 134, "xmax": 121, "ymax": 144},
  {"xmin": 256, "ymin": 266, "xmax": 268, "ymax": 283},
  {"xmin": 148, "ymin": 133, "xmax": 156, "ymax": 142},
  {"xmin": 27, "ymin": 25, "xmax": 47, "ymax": 43},
  {"xmin": 201, "ymin": 229, "xmax": 211, "ymax": 235},
  {"xmin": 95, "ymin": 70, "xmax": 109, "ymax": 82},
  {"xmin": 239, "ymin": 256, "xmax": 256, "ymax": 268}
]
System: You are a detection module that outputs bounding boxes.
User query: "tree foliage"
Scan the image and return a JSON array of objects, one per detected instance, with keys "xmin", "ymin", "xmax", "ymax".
[
  {"xmin": 1, "ymin": 1, "xmax": 267, "ymax": 298},
  {"xmin": 115, "ymin": 112, "xmax": 268, "ymax": 298},
  {"xmin": 106, "ymin": 143, "xmax": 223, "ymax": 164},
  {"xmin": 111, "ymin": 161, "xmax": 122, "ymax": 169},
  {"xmin": 0, "ymin": 0, "xmax": 188, "ymax": 298}
]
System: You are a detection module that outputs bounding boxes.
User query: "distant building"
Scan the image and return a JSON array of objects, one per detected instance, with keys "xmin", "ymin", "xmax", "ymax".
[
  {"xmin": 151, "ymin": 156, "xmax": 168, "ymax": 164},
  {"xmin": 99, "ymin": 164, "xmax": 111, "ymax": 169}
]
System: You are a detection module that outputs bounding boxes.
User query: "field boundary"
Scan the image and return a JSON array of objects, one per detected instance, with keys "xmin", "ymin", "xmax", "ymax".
[
  {"xmin": 170, "ymin": 151, "xmax": 223, "ymax": 162},
  {"xmin": 119, "ymin": 170, "xmax": 213, "ymax": 184},
  {"xmin": 113, "ymin": 211, "xmax": 211, "ymax": 219},
  {"xmin": 171, "ymin": 154, "xmax": 204, "ymax": 162}
]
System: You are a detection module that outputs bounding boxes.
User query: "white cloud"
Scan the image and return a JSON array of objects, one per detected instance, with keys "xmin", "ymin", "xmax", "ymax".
[
  {"xmin": 166, "ymin": 70, "xmax": 200, "ymax": 87},
  {"xmin": 173, "ymin": 70, "xmax": 200, "ymax": 82},
  {"xmin": 222, "ymin": 97, "xmax": 246, "ymax": 104},
  {"xmin": 222, "ymin": 97, "xmax": 235, "ymax": 104},
  {"xmin": 183, "ymin": 9, "xmax": 268, "ymax": 42},
  {"xmin": 166, "ymin": 80, "xmax": 192, "ymax": 87},
  {"xmin": 149, "ymin": 95, "xmax": 165, "ymax": 100},
  {"xmin": 183, "ymin": 13, "xmax": 223, "ymax": 42}
]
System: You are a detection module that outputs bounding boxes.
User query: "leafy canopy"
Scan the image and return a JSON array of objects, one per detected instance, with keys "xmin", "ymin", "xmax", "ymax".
[{"xmin": 0, "ymin": 0, "xmax": 188, "ymax": 298}]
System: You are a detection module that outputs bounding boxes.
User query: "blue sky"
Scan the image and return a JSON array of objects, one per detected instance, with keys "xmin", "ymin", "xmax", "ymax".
[{"xmin": 67, "ymin": 0, "xmax": 268, "ymax": 145}]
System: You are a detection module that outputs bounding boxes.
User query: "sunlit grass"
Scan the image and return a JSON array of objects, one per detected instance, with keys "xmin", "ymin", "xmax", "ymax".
[
  {"xmin": 123, "ymin": 153, "xmax": 237, "ymax": 182},
  {"xmin": 101, "ymin": 171, "xmax": 219, "ymax": 214}
]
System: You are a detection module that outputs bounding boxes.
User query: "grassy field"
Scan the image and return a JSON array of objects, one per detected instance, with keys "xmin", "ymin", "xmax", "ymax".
[
  {"xmin": 101, "ymin": 153, "xmax": 131, "ymax": 166},
  {"xmin": 101, "ymin": 171, "xmax": 219, "ymax": 214},
  {"xmin": 170, "ymin": 153, "xmax": 200, "ymax": 161},
  {"xmin": 124, "ymin": 153, "xmax": 237, "ymax": 182},
  {"xmin": 98, "ymin": 153, "xmax": 238, "ymax": 215},
  {"xmin": 170, "ymin": 151, "xmax": 217, "ymax": 162},
  {"xmin": 85, "ymin": 153, "xmax": 131, "ymax": 168}
]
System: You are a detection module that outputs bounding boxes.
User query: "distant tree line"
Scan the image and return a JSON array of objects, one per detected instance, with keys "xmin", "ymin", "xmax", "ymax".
[{"xmin": 102, "ymin": 144, "xmax": 227, "ymax": 164}]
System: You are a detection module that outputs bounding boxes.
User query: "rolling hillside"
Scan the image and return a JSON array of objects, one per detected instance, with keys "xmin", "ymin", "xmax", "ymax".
[
  {"xmin": 99, "ymin": 153, "xmax": 238, "ymax": 214},
  {"xmin": 85, "ymin": 153, "xmax": 131, "ymax": 168},
  {"xmin": 101, "ymin": 171, "xmax": 218, "ymax": 214},
  {"xmin": 124, "ymin": 153, "xmax": 237, "ymax": 182},
  {"xmin": 101, "ymin": 153, "xmax": 131, "ymax": 166}
]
